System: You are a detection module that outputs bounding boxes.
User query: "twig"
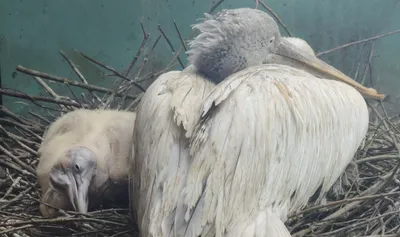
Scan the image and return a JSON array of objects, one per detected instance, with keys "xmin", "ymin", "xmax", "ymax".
[
  {"xmin": 124, "ymin": 19, "xmax": 150, "ymax": 77},
  {"xmin": 16, "ymin": 65, "xmax": 138, "ymax": 99},
  {"xmin": 0, "ymin": 144, "xmax": 36, "ymax": 174},
  {"xmin": 0, "ymin": 88, "xmax": 85, "ymax": 108},
  {"xmin": 354, "ymin": 43, "xmax": 368, "ymax": 80},
  {"xmin": 75, "ymin": 50, "xmax": 146, "ymax": 92},
  {"xmin": 259, "ymin": 0, "xmax": 292, "ymax": 36},
  {"xmin": 158, "ymin": 24, "xmax": 185, "ymax": 68},
  {"xmin": 0, "ymin": 224, "xmax": 34, "ymax": 234},
  {"xmin": 361, "ymin": 41, "xmax": 376, "ymax": 86},
  {"xmin": 132, "ymin": 34, "xmax": 162, "ymax": 82},
  {"xmin": 0, "ymin": 216, "xmax": 127, "ymax": 227},
  {"xmin": 173, "ymin": 20, "xmax": 187, "ymax": 51},
  {"xmin": 59, "ymin": 50, "xmax": 103, "ymax": 104},
  {"xmin": 0, "ymin": 125, "xmax": 38, "ymax": 156},
  {"xmin": 0, "ymin": 187, "xmax": 33, "ymax": 209},
  {"xmin": 33, "ymin": 76, "xmax": 72, "ymax": 111},
  {"xmin": 289, "ymin": 191, "xmax": 400, "ymax": 218},
  {"xmin": 28, "ymin": 111, "xmax": 51, "ymax": 125},
  {"xmin": 208, "ymin": 0, "xmax": 225, "ymax": 14},
  {"xmin": 317, "ymin": 29, "xmax": 400, "ymax": 57}
]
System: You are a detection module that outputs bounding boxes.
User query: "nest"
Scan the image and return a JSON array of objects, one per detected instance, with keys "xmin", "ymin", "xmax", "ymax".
[{"xmin": 1, "ymin": 1, "xmax": 400, "ymax": 236}]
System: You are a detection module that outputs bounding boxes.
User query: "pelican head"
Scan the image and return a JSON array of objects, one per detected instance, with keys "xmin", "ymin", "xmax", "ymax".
[
  {"xmin": 283, "ymin": 37, "xmax": 315, "ymax": 56},
  {"xmin": 47, "ymin": 147, "xmax": 96, "ymax": 213},
  {"xmin": 187, "ymin": 8, "xmax": 385, "ymax": 101}
]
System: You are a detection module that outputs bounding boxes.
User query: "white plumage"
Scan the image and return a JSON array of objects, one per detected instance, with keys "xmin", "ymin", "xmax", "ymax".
[
  {"xmin": 283, "ymin": 37, "xmax": 315, "ymax": 56},
  {"xmin": 37, "ymin": 109, "xmax": 136, "ymax": 217},
  {"xmin": 130, "ymin": 8, "xmax": 385, "ymax": 237}
]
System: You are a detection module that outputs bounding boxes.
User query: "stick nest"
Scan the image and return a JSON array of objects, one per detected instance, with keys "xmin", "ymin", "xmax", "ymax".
[{"xmin": 1, "ymin": 3, "xmax": 400, "ymax": 236}]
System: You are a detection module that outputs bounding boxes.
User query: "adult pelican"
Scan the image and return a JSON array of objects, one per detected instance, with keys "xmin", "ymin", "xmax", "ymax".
[{"xmin": 130, "ymin": 8, "xmax": 385, "ymax": 237}]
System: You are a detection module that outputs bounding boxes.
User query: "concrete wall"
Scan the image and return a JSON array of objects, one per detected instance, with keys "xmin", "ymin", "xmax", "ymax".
[{"xmin": 1, "ymin": 0, "xmax": 400, "ymax": 114}]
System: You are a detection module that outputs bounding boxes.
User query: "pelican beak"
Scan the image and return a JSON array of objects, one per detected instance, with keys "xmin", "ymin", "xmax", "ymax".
[
  {"xmin": 66, "ymin": 173, "xmax": 89, "ymax": 214},
  {"xmin": 271, "ymin": 38, "xmax": 386, "ymax": 101}
]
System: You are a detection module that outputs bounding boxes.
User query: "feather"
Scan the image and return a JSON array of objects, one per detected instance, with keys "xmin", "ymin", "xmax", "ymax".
[
  {"xmin": 172, "ymin": 64, "xmax": 369, "ymax": 236},
  {"xmin": 37, "ymin": 109, "xmax": 135, "ymax": 217},
  {"xmin": 131, "ymin": 69, "xmax": 215, "ymax": 237}
]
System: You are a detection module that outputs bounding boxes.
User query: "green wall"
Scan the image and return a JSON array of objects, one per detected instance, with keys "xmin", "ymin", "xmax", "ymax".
[{"xmin": 1, "ymin": 0, "xmax": 400, "ymax": 115}]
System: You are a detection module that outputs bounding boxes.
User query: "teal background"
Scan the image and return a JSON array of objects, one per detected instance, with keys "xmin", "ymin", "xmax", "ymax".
[{"xmin": 1, "ymin": 0, "xmax": 400, "ymax": 115}]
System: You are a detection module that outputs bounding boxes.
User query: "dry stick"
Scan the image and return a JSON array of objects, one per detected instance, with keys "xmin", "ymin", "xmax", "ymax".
[
  {"xmin": 125, "ymin": 19, "xmax": 150, "ymax": 77},
  {"xmin": 319, "ymin": 209, "xmax": 400, "ymax": 236},
  {"xmin": 361, "ymin": 41, "xmax": 376, "ymax": 86},
  {"xmin": 354, "ymin": 43, "xmax": 368, "ymax": 81},
  {"xmin": 28, "ymin": 111, "xmax": 51, "ymax": 125},
  {"xmin": 132, "ymin": 34, "xmax": 162, "ymax": 82},
  {"xmin": 65, "ymin": 83, "xmax": 84, "ymax": 108},
  {"xmin": 136, "ymin": 47, "xmax": 181, "ymax": 83},
  {"xmin": 59, "ymin": 50, "xmax": 103, "ymax": 104},
  {"xmin": 75, "ymin": 50, "xmax": 146, "ymax": 92},
  {"xmin": 158, "ymin": 0, "xmax": 226, "ymax": 74},
  {"xmin": 0, "ymin": 88, "xmax": 84, "ymax": 108},
  {"xmin": 0, "ymin": 159, "xmax": 34, "ymax": 178},
  {"xmin": 0, "ymin": 125, "xmax": 37, "ymax": 156},
  {"xmin": 125, "ymin": 93, "xmax": 144, "ymax": 111},
  {"xmin": 33, "ymin": 76, "xmax": 72, "ymax": 111},
  {"xmin": 0, "ymin": 144, "xmax": 35, "ymax": 174},
  {"xmin": 317, "ymin": 29, "xmax": 400, "ymax": 57},
  {"xmin": 135, "ymin": 45, "xmax": 181, "ymax": 84},
  {"xmin": 259, "ymin": 0, "xmax": 292, "ymax": 36},
  {"xmin": 16, "ymin": 65, "xmax": 138, "ymax": 99},
  {"xmin": 292, "ymin": 171, "xmax": 395, "ymax": 237},
  {"xmin": 2, "ymin": 176, "xmax": 21, "ymax": 198},
  {"xmin": 289, "ymin": 191, "xmax": 400, "ymax": 218},
  {"xmin": 173, "ymin": 20, "xmax": 187, "ymax": 51},
  {"xmin": 356, "ymin": 154, "xmax": 399, "ymax": 164},
  {"xmin": 0, "ymin": 224, "xmax": 34, "ymax": 235},
  {"xmin": 0, "ymin": 216, "xmax": 127, "ymax": 227},
  {"xmin": 136, "ymin": 62, "xmax": 178, "ymax": 83},
  {"xmin": 0, "ymin": 116, "xmax": 43, "ymax": 141},
  {"xmin": 0, "ymin": 187, "xmax": 33, "ymax": 210},
  {"xmin": 158, "ymin": 24, "xmax": 185, "ymax": 69},
  {"xmin": 0, "ymin": 106, "xmax": 32, "ymax": 127},
  {"xmin": 208, "ymin": 0, "xmax": 225, "ymax": 14},
  {"xmin": 296, "ymin": 106, "xmax": 400, "ymax": 235}
]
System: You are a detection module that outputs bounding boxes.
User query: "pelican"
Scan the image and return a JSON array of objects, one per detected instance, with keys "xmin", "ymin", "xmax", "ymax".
[
  {"xmin": 130, "ymin": 8, "xmax": 385, "ymax": 237},
  {"xmin": 282, "ymin": 37, "xmax": 315, "ymax": 56},
  {"xmin": 37, "ymin": 109, "xmax": 135, "ymax": 217}
]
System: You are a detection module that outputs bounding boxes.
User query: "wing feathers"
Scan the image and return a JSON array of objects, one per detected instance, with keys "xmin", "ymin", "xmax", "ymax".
[{"xmin": 175, "ymin": 64, "xmax": 368, "ymax": 236}]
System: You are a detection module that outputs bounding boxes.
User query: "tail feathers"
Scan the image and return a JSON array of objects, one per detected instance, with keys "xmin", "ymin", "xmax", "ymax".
[{"xmin": 228, "ymin": 211, "xmax": 292, "ymax": 237}]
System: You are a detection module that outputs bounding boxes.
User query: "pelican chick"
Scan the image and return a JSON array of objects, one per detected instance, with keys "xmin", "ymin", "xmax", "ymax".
[{"xmin": 37, "ymin": 109, "xmax": 136, "ymax": 217}]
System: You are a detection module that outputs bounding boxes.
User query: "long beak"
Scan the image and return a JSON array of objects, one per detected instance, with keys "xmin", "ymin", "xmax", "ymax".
[
  {"xmin": 67, "ymin": 173, "xmax": 89, "ymax": 214},
  {"xmin": 271, "ymin": 38, "xmax": 386, "ymax": 101}
]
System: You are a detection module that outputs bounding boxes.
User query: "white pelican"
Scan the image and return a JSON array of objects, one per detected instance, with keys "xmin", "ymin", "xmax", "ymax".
[
  {"xmin": 37, "ymin": 109, "xmax": 135, "ymax": 217},
  {"xmin": 130, "ymin": 8, "xmax": 385, "ymax": 237}
]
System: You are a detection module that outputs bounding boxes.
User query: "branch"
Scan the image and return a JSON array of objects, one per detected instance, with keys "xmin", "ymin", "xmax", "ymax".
[
  {"xmin": 0, "ymin": 88, "xmax": 85, "ymax": 108},
  {"xmin": 317, "ymin": 29, "xmax": 400, "ymax": 57},
  {"xmin": 158, "ymin": 24, "xmax": 185, "ymax": 68},
  {"xmin": 16, "ymin": 65, "xmax": 137, "ymax": 99},
  {"xmin": 75, "ymin": 50, "xmax": 146, "ymax": 92},
  {"xmin": 124, "ymin": 19, "xmax": 150, "ymax": 77},
  {"xmin": 259, "ymin": 0, "xmax": 292, "ymax": 36}
]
